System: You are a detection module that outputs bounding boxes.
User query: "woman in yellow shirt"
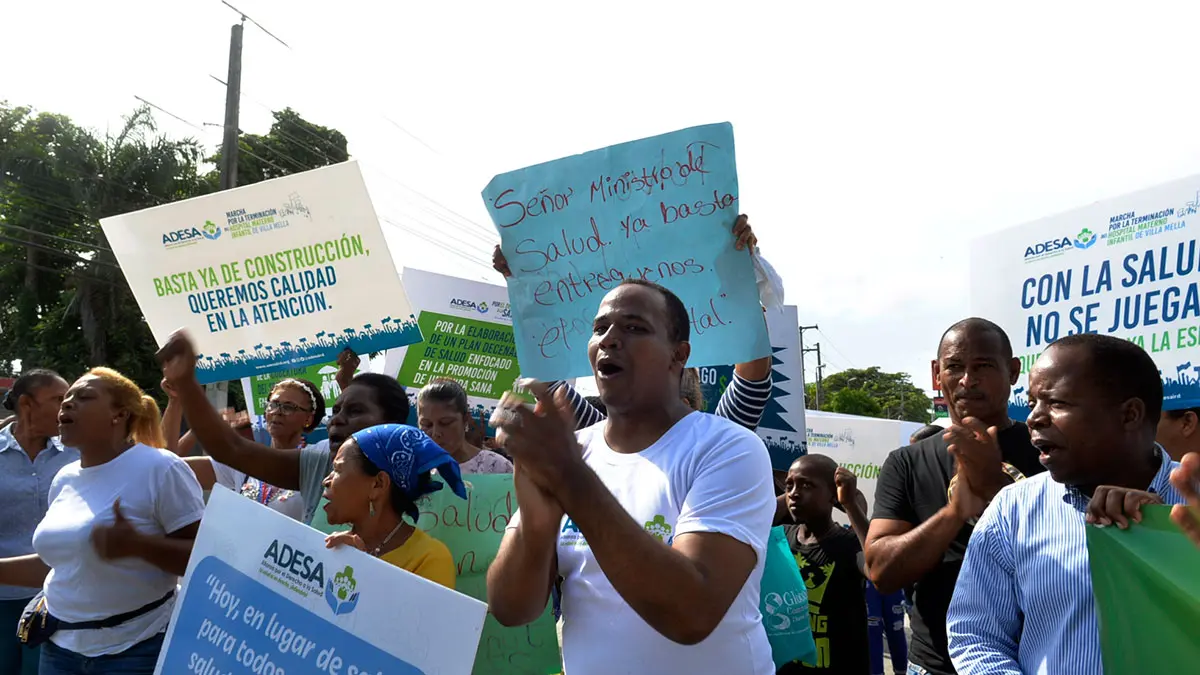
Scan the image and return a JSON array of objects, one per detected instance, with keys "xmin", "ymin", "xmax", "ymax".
[{"xmin": 321, "ymin": 424, "xmax": 464, "ymax": 589}]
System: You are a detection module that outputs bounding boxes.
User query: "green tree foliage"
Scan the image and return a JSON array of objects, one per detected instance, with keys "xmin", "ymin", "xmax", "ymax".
[
  {"xmin": 805, "ymin": 366, "xmax": 932, "ymax": 422},
  {"xmin": 827, "ymin": 388, "xmax": 882, "ymax": 417},
  {"xmin": 205, "ymin": 107, "xmax": 349, "ymax": 190},
  {"xmin": 0, "ymin": 102, "xmax": 348, "ymax": 404}
]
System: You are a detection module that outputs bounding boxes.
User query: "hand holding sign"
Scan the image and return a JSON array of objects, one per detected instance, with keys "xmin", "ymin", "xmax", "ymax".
[
  {"xmin": 482, "ymin": 123, "xmax": 769, "ymax": 380},
  {"xmin": 733, "ymin": 214, "xmax": 757, "ymax": 252},
  {"xmin": 1170, "ymin": 453, "xmax": 1200, "ymax": 547},
  {"xmin": 158, "ymin": 330, "xmax": 199, "ymax": 390}
]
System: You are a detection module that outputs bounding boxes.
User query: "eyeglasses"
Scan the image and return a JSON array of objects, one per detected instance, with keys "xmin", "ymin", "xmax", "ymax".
[{"xmin": 266, "ymin": 400, "xmax": 311, "ymax": 415}]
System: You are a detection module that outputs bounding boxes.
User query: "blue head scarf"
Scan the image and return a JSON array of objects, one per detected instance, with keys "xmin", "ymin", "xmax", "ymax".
[{"xmin": 350, "ymin": 424, "xmax": 467, "ymax": 519}]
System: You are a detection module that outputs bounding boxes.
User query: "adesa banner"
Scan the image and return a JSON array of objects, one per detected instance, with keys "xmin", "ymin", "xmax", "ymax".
[
  {"xmin": 971, "ymin": 174, "xmax": 1200, "ymax": 418},
  {"xmin": 155, "ymin": 487, "xmax": 487, "ymax": 675},
  {"xmin": 101, "ymin": 161, "xmax": 421, "ymax": 384}
]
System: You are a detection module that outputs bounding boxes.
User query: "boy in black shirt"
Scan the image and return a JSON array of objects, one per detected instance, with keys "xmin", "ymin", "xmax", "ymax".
[{"xmin": 779, "ymin": 455, "xmax": 870, "ymax": 674}]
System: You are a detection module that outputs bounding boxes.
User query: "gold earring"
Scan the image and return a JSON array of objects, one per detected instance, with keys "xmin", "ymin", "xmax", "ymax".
[{"xmin": 369, "ymin": 501, "xmax": 376, "ymax": 517}]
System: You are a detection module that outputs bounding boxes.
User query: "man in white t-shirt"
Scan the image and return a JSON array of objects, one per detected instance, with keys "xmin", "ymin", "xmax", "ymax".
[{"xmin": 488, "ymin": 278, "xmax": 775, "ymax": 675}]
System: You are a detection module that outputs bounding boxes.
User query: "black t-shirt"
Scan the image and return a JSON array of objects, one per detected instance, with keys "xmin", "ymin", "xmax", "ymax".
[
  {"xmin": 870, "ymin": 423, "xmax": 1043, "ymax": 675},
  {"xmin": 778, "ymin": 525, "xmax": 869, "ymax": 675}
]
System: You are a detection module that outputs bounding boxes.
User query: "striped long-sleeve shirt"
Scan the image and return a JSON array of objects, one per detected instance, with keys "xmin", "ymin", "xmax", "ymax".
[
  {"xmin": 947, "ymin": 447, "xmax": 1183, "ymax": 675},
  {"xmin": 549, "ymin": 371, "xmax": 773, "ymax": 431}
]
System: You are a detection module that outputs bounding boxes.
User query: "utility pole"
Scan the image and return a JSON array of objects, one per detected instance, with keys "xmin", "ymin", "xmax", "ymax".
[
  {"xmin": 799, "ymin": 325, "xmax": 823, "ymax": 409},
  {"xmin": 219, "ymin": 20, "xmax": 243, "ymax": 191},
  {"xmin": 205, "ymin": 2, "xmax": 289, "ymax": 413}
]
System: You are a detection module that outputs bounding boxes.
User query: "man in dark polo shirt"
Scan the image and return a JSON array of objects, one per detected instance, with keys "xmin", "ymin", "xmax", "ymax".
[{"xmin": 863, "ymin": 318, "xmax": 1044, "ymax": 675}]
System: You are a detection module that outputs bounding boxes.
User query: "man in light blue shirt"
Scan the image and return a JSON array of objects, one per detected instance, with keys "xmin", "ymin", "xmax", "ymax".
[{"xmin": 947, "ymin": 333, "xmax": 1185, "ymax": 675}]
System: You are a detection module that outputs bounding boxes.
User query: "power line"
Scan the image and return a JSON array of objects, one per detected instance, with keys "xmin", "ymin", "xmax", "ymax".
[
  {"xmin": 378, "ymin": 216, "xmax": 494, "ymax": 273},
  {"xmin": 134, "ymin": 96, "xmax": 203, "ymax": 130},
  {"xmin": 381, "ymin": 116, "xmax": 438, "ymax": 156},
  {"xmin": 817, "ymin": 328, "xmax": 858, "ymax": 369},
  {"xmin": 0, "ymin": 234, "xmax": 120, "ymax": 271},
  {"xmin": 0, "ymin": 222, "xmax": 113, "ymax": 254},
  {"xmin": 199, "ymin": 74, "xmax": 495, "ymax": 250},
  {"xmin": 0, "ymin": 254, "xmax": 119, "ymax": 288},
  {"xmin": 221, "ymin": 0, "xmax": 291, "ymax": 49},
  {"xmin": 209, "ymin": 76, "xmax": 346, "ymax": 160}
]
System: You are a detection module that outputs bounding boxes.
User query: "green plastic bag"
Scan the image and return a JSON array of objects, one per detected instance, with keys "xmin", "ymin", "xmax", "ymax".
[
  {"xmin": 1087, "ymin": 505, "xmax": 1200, "ymax": 674},
  {"xmin": 760, "ymin": 525, "xmax": 818, "ymax": 668}
]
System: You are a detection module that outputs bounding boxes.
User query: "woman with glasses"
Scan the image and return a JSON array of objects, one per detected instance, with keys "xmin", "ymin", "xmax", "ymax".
[{"xmin": 163, "ymin": 378, "xmax": 325, "ymax": 521}]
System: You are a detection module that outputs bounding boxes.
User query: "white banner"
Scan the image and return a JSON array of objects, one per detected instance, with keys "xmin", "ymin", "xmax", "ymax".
[
  {"xmin": 100, "ymin": 161, "xmax": 421, "ymax": 384},
  {"xmin": 972, "ymin": 174, "xmax": 1200, "ymax": 417},
  {"xmin": 805, "ymin": 410, "xmax": 922, "ymax": 519},
  {"xmin": 155, "ymin": 487, "xmax": 487, "ymax": 674}
]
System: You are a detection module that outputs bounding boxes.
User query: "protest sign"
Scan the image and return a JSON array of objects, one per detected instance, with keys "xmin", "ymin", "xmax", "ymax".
[
  {"xmin": 156, "ymin": 487, "xmax": 486, "ymax": 675},
  {"xmin": 383, "ymin": 269, "xmax": 531, "ymax": 427},
  {"xmin": 100, "ymin": 161, "xmax": 421, "ymax": 384},
  {"xmin": 480, "ymin": 123, "xmax": 769, "ymax": 381},
  {"xmin": 240, "ymin": 361, "xmax": 345, "ymax": 418},
  {"xmin": 415, "ymin": 474, "xmax": 562, "ymax": 675},
  {"xmin": 804, "ymin": 410, "xmax": 922, "ymax": 523},
  {"xmin": 971, "ymin": 174, "xmax": 1200, "ymax": 418},
  {"xmin": 1087, "ymin": 505, "xmax": 1200, "ymax": 674},
  {"xmin": 697, "ymin": 306, "xmax": 807, "ymax": 471}
]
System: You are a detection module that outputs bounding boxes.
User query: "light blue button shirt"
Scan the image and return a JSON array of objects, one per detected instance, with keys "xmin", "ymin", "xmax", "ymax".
[
  {"xmin": 947, "ymin": 447, "xmax": 1183, "ymax": 675},
  {"xmin": 0, "ymin": 424, "xmax": 80, "ymax": 600}
]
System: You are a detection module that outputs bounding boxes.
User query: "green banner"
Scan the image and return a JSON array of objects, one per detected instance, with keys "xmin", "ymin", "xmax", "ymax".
[
  {"xmin": 246, "ymin": 360, "xmax": 342, "ymax": 416},
  {"xmin": 1087, "ymin": 505, "xmax": 1200, "ymax": 674},
  {"xmin": 397, "ymin": 311, "xmax": 528, "ymax": 402},
  {"xmin": 415, "ymin": 475, "xmax": 562, "ymax": 675}
]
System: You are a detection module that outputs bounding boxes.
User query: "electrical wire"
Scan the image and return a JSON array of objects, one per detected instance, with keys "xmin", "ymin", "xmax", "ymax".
[{"xmin": 0, "ymin": 254, "xmax": 119, "ymax": 288}]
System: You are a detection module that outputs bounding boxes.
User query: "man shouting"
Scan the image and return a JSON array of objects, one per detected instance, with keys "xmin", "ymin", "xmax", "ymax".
[{"xmin": 488, "ymin": 279, "xmax": 776, "ymax": 675}]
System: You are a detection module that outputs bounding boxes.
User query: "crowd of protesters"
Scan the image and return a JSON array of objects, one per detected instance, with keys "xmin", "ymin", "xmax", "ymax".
[{"xmin": 0, "ymin": 213, "xmax": 1197, "ymax": 675}]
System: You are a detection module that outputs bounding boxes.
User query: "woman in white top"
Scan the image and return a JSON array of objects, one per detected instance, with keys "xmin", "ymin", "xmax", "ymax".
[
  {"xmin": 163, "ymin": 378, "xmax": 325, "ymax": 521},
  {"xmin": 418, "ymin": 379, "xmax": 513, "ymax": 475},
  {"xmin": 0, "ymin": 367, "xmax": 204, "ymax": 675}
]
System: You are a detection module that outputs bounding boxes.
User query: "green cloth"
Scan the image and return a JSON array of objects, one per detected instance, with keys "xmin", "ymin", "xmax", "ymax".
[{"xmin": 1087, "ymin": 505, "xmax": 1200, "ymax": 674}]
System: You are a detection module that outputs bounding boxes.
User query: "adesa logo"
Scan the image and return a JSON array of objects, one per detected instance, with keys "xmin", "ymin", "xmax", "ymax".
[
  {"xmin": 162, "ymin": 220, "xmax": 222, "ymax": 248},
  {"xmin": 450, "ymin": 299, "xmax": 489, "ymax": 314},
  {"xmin": 260, "ymin": 539, "xmax": 325, "ymax": 595},
  {"xmin": 1023, "ymin": 229, "xmax": 1094, "ymax": 262}
]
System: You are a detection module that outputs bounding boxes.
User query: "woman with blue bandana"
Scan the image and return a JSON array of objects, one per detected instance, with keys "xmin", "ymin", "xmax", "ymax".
[{"xmin": 321, "ymin": 424, "xmax": 465, "ymax": 589}]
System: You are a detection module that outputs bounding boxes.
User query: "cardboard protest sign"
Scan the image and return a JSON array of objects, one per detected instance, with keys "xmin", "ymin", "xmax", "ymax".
[
  {"xmin": 1087, "ymin": 505, "xmax": 1200, "ymax": 674},
  {"xmin": 382, "ymin": 269, "xmax": 532, "ymax": 427},
  {"xmin": 971, "ymin": 173, "xmax": 1200, "ymax": 418},
  {"xmin": 697, "ymin": 305, "xmax": 807, "ymax": 471},
  {"xmin": 481, "ymin": 123, "xmax": 769, "ymax": 381},
  {"xmin": 100, "ymin": 161, "xmax": 421, "ymax": 384},
  {"xmin": 416, "ymin": 474, "xmax": 562, "ymax": 675},
  {"xmin": 155, "ymin": 487, "xmax": 487, "ymax": 675}
]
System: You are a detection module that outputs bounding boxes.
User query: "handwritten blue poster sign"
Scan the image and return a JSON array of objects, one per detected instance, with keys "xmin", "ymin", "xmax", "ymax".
[{"xmin": 481, "ymin": 123, "xmax": 769, "ymax": 380}]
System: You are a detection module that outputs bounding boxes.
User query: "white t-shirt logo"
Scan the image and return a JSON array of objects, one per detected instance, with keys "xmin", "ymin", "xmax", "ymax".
[{"xmin": 644, "ymin": 515, "xmax": 673, "ymax": 544}]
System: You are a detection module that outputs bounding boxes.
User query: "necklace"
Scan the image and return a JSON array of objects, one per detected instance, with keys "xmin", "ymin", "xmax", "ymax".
[{"xmin": 369, "ymin": 521, "xmax": 407, "ymax": 557}]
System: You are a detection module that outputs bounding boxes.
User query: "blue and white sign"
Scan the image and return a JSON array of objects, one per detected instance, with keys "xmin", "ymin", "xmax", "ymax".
[
  {"xmin": 698, "ymin": 305, "xmax": 807, "ymax": 471},
  {"xmin": 971, "ymin": 173, "xmax": 1200, "ymax": 418},
  {"xmin": 154, "ymin": 487, "xmax": 487, "ymax": 675},
  {"xmin": 480, "ymin": 123, "xmax": 769, "ymax": 381},
  {"xmin": 101, "ymin": 161, "xmax": 422, "ymax": 384}
]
